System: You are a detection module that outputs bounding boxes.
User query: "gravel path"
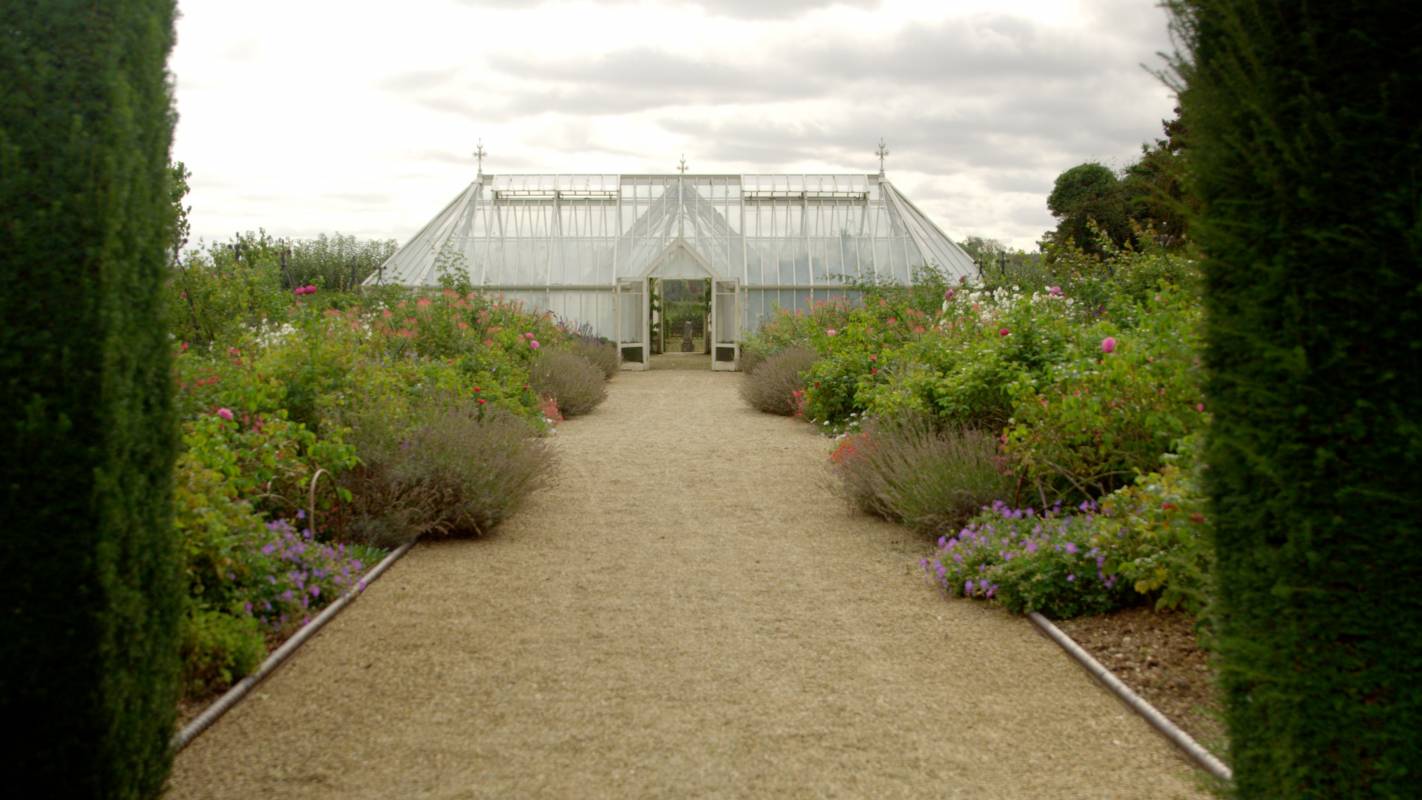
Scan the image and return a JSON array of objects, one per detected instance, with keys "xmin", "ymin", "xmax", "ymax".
[{"xmin": 168, "ymin": 369, "xmax": 1207, "ymax": 799}]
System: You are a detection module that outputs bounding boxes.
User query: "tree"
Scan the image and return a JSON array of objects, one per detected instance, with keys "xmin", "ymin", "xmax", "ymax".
[
  {"xmin": 1122, "ymin": 111, "xmax": 1191, "ymax": 248},
  {"xmin": 0, "ymin": 1, "xmax": 182, "ymax": 796},
  {"xmin": 168, "ymin": 160, "xmax": 192, "ymax": 265},
  {"xmin": 1045, "ymin": 162, "xmax": 1131, "ymax": 254},
  {"xmin": 1173, "ymin": 0, "xmax": 1421, "ymax": 795}
]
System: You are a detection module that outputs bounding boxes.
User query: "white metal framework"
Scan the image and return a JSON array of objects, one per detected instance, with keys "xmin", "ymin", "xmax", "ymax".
[{"xmin": 368, "ymin": 172, "xmax": 977, "ymax": 368}]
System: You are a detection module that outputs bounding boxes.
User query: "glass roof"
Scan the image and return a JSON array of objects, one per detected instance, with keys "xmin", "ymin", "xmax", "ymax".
[{"xmin": 369, "ymin": 174, "xmax": 978, "ymax": 289}]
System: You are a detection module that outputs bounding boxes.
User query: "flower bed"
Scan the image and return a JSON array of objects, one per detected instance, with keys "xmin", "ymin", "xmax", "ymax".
[
  {"xmin": 742, "ymin": 247, "xmax": 1214, "ymax": 623},
  {"xmin": 167, "ymin": 259, "xmax": 611, "ymax": 703}
]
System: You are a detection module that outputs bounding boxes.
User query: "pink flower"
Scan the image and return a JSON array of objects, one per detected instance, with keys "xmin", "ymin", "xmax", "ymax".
[
  {"xmin": 944, "ymin": 289, "xmax": 956, "ymax": 301},
  {"xmin": 216, "ymin": 407, "xmax": 234, "ymax": 421},
  {"xmin": 826, "ymin": 328, "xmax": 837, "ymax": 337},
  {"xmin": 1048, "ymin": 285, "xmax": 1063, "ymax": 297},
  {"xmin": 999, "ymin": 327, "xmax": 1010, "ymax": 337},
  {"xmin": 529, "ymin": 339, "xmax": 540, "ymax": 350},
  {"xmin": 1196, "ymin": 403, "xmax": 1206, "ymax": 413},
  {"xmin": 523, "ymin": 332, "xmax": 535, "ymax": 339},
  {"xmin": 1101, "ymin": 336, "xmax": 1117, "ymax": 354}
]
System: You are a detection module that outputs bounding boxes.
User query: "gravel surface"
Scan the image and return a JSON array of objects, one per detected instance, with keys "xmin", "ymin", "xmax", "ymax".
[{"xmin": 168, "ymin": 370, "xmax": 1208, "ymax": 799}]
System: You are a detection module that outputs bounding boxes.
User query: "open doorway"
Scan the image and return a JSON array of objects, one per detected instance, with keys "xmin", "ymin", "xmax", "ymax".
[
  {"xmin": 618, "ymin": 240, "xmax": 739, "ymax": 371},
  {"xmin": 651, "ymin": 278, "xmax": 711, "ymax": 366}
]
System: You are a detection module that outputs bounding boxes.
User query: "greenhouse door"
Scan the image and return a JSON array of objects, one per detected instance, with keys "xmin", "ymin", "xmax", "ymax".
[
  {"xmin": 615, "ymin": 278, "xmax": 648, "ymax": 370},
  {"xmin": 711, "ymin": 279, "xmax": 740, "ymax": 371}
]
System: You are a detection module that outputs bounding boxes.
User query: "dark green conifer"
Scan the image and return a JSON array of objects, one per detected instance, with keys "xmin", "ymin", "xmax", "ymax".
[
  {"xmin": 0, "ymin": 1, "xmax": 182, "ymax": 795},
  {"xmin": 1173, "ymin": 1, "xmax": 1422, "ymax": 795}
]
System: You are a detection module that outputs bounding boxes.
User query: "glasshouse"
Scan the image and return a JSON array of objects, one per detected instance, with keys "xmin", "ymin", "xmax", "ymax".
[{"xmin": 368, "ymin": 167, "xmax": 977, "ymax": 370}]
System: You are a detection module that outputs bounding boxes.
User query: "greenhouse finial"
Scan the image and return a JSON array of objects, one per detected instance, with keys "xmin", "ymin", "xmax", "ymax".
[
  {"xmin": 876, "ymin": 138, "xmax": 889, "ymax": 177},
  {"xmin": 678, "ymin": 155, "xmax": 688, "ymax": 175},
  {"xmin": 474, "ymin": 139, "xmax": 486, "ymax": 177}
]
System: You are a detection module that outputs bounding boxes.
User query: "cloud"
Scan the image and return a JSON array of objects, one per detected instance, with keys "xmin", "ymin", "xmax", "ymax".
[
  {"xmin": 456, "ymin": 0, "xmax": 879, "ymax": 19},
  {"xmin": 173, "ymin": 1, "xmax": 1177, "ymax": 251}
]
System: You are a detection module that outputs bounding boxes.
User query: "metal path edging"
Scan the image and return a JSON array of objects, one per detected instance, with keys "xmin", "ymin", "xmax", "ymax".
[
  {"xmin": 1028, "ymin": 611, "xmax": 1233, "ymax": 783},
  {"xmin": 172, "ymin": 540, "xmax": 416, "ymax": 752}
]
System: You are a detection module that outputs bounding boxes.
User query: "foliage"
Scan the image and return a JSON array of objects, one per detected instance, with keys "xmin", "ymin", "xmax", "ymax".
[
  {"xmin": 344, "ymin": 397, "xmax": 553, "ymax": 547},
  {"xmin": 740, "ymin": 347, "xmax": 817, "ymax": 416},
  {"xmin": 1173, "ymin": 1, "xmax": 1422, "ymax": 794},
  {"xmin": 0, "ymin": 1, "xmax": 185, "ymax": 795},
  {"xmin": 1122, "ymin": 111, "xmax": 1191, "ymax": 249},
  {"xmin": 567, "ymin": 336, "xmax": 619, "ymax": 380},
  {"xmin": 168, "ymin": 160, "xmax": 192, "ymax": 265},
  {"xmin": 1046, "ymin": 162, "xmax": 1131, "ymax": 256},
  {"xmin": 241, "ymin": 518, "xmax": 373, "ymax": 635},
  {"xmin": 1003, "ymin": 285, "xmax": 1205, "ymax": 503},
  {"xmin": 285, "ymin": 233, "xmax": 397, "ymax": 292},
  {"xmin": 925, "ymin": 501, "xmax": 1130, "ymax": 619},
  {"xmin": 832, "ymin": 418, "xmax": 1010, "ymax": 536},
  {"xmin": 178, "ymin": 410, "xmax": 357, "ymax": 522},
  {"xmin": 179, "ymin": 608, "xmax": 265, "ymax": 698},
  {"xmin": 1087, "ymin": 438, "xmax": 1213, "ymax": 618},
  {"xmin": 165, "ymin": 276, "xmax": 569, "ymax": 700},
  {"xmin": 529, "ymin": 350, "xmax": 608, "ymax": 418},
  {"xmin": 860, "ymin": 285, "xmax": 1076, "ymax": 431},
  {"xmin": 166, "ymin": 239, "xmax": 289, "ymax": 348}
]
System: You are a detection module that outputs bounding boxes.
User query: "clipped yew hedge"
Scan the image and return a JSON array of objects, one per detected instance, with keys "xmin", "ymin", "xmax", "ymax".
[
  {"xmin": 0, "ymin": 1, "xmax": 183, "ymax": 796},
  {"xmin": 1177, "ymin": 1, "xmax": 1422, "ymax": 795}
]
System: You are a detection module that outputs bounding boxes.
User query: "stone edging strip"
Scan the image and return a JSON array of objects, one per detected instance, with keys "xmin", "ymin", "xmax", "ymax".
[
  {"xmin": 172, "ymin": 540, "xmax": 417, "ymax": 752},
  {"xmin": 1028, "ymin": 611, "xmax": 1233, "ymax": 784}
]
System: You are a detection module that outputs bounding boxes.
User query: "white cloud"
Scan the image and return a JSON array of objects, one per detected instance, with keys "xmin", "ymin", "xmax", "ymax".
[{"xmin": 171, "ymin": 0, "xmax": 1176, "ymax": 250}]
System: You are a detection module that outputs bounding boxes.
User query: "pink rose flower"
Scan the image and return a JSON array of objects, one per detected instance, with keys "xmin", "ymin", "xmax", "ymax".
[
  {"xmin": 529, "ymin": 339, "xmax": 540, "ymax": 350},
  {"xmin": 1101, "ymin": 336, "xmax": 1117, "ymax": 354},
  {"xmin": 216, "ymin": 407, "xmax": 234, "ymax": 421}
]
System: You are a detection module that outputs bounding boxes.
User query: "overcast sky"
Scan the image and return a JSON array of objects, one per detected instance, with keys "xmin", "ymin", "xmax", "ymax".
[{"xmin": 170, "ymin": 0, "xmax": 1178, "ymax": 252}]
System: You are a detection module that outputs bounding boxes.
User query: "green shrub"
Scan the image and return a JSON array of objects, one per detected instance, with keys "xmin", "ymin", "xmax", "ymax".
[
  {"xmin": 529, "ymin": 350, "xmax": 607, "ymax": 417},
  {"xmin": 285, "ymin": 232, "xmax": 396, "ymax": 292},
  {"xmin": 1090, "ymin": 442, "xmax": 1213, "ymax": 617},
  {"xmin": 1004, "ymin": 289, "xmax": 1204, "ymax": 503},
  {"xmin": 0, "ymin": 1, "xmax": 183, "ymax": 793},
  {"xmin": 740, "ymin": 347, "xmax": 817, "ymax": 415},
  {"xmin": 832, "ymin": 418, "xmax": 1010, "ymax": 535},
  {"xmin": 568, "ymin": 336, "xmax": 619, "ymax": 380},
  {"xmin": 180, "ymin": 411, "xmax": 357, "ymax": 523},
  {"xmin": 173, "ymin": 450, "xmax": 270, "ymax": 612},
  {"xmin": 180, "ymin": 608, "xmax": 265, "ymax": 698},
  {"xmin": 167, "ymin": 245, "xmax": 290, "ymax": 349}
]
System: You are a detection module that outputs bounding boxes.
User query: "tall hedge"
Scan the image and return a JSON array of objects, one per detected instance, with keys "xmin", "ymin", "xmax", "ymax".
[
  {"xmin": 0, "ymin": 2, "xmax": 182, "ymax": 796},
  {"xmin": 1174, "ymin": 1, "xmax": 1421, "ymax": 796}
]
